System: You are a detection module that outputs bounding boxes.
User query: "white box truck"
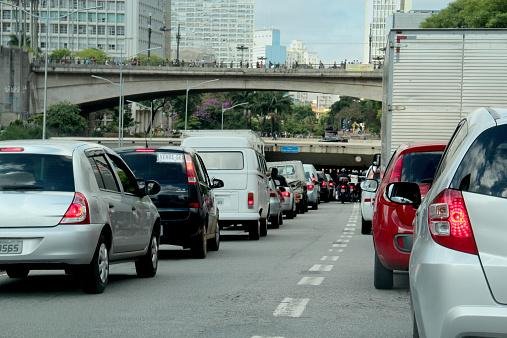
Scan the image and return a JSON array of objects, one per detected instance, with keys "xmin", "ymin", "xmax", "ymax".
[{"xmin": 382, "ymin": 29, "xmax": 507, "ymax": 166}]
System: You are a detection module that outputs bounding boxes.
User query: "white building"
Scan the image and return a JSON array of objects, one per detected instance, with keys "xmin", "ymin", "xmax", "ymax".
[
  {"xmin": 385, "ymin": 9, "xmax": 438, "ymax": 34},
  {"xmin": 287, "ymin": 40, "xmax": 319, "ymax": 66},
  {"xmin": 171, "ymin": 0, "xmax": 254, "ymax": 64},
  {"xmin": 0, "ymin": 0, "xmax": 166, "ymax": 58},
  {"xmin": 363, "ymin": 0, "xmax": 412, "ymax": 64}
]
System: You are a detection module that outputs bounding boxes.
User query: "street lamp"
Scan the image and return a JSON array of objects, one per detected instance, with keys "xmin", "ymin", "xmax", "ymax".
[
  {"xmin": 184, "ymin": 79, "xmax": 220, "ymax": 130},
  {"xmin": 0, "ymin": 1, "xmax": 102, "ymax": 140},
  {"xmin": 222, "ymin": 102, "xmax": 248, "ymax": 130},
  {"xmin": 236, "ymin": 45, "xmax": 249, "ymax": 68}
]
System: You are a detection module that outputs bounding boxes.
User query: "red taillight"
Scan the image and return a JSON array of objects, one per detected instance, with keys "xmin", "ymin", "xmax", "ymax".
[
  {"xmin": 390, "ymin": 156, "xmax": 404, "ymax": 182},
  {"xmin": 184, "ymin": 154, "xmax": 197, "ymax": 185},
  {"xmin": 321, "ymin": 182, "xmax": 328, "ymax": 188},
  {"xmin": 135, "ymin": 148, "xmax": 156, "ymax": 152},
  {"xmin": 329, "ymin": 182, "xmax": 334, "ymax": 187},
  {"xmin": 270, "ymin": 191, "xmax": 277, "ymax": 198},
  {"xmin": 307, "ymin": 184, "xmax": 314, "ymax": 191},
  {"xmin": 0, "ymin": 147, "xmax": 24, "ymax": 152},
  {"xmin": 59, "ymin": 192, "xmax": 90, "ymax": 225},
  {"xmin": 281, "ymin": 191, "xmax": 291, "ymax": 198},
  {"xmin": 428, "ymin": 189, "xmax": 477, "ymax": 255},
  {"xmin": 248, "ymin": 192, "xmax": 254, "ymax": 208}
]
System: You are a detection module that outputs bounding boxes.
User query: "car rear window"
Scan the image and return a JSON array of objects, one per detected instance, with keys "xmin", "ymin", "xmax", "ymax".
[
  {"xmin": 451, "ymin": 125, "xmax": 507, "ymax": 199},
  {"xmin": 120, "ymin": 151, "xmax": 186, "ymax": 185},
  {"xmin": 401, "ymin": 151, "xmax": 443, "ymax": 184},
  {"xmin": 198, "ymin": 152, "xmax": 244, "ymax": 170},
  {"xmin": 0, "ymin": 154, "xmax": 74, "ymax": 192},
  {"xmin": 276, "ymin": 165, "xmax": 296, "ymax": 178}
]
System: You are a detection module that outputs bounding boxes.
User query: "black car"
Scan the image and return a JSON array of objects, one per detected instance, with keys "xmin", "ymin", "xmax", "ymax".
[
  {"xmin": 118, "ymin": 147, "xmax": 224, "ymax": 259},
  {"xmin": 317, "ymin": 171, "xmax": 332, "ymax": 202}
]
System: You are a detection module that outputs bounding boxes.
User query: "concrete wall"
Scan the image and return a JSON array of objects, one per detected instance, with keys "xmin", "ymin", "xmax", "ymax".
[{"xmin": 0, "ymin": 47, "xmax": 30, "ymax": 126}]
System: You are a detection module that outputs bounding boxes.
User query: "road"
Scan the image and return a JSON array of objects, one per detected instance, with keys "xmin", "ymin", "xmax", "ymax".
[{"xmin": 0, "ymin": 203, "xmax": 411, "ymax": 338}]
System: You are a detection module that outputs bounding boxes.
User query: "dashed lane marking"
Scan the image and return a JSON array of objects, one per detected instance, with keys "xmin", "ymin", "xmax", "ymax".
[
  {"xmin": 297, "ymin": 277, "xmax": 325, "ymax": 286},
  {"xmin": 341, "ymin": 235, "xmax": 353, "ymax": 238},
  {"xmin": 309, "ymin": 264, "xmax": 334, "ymax": 272},
  {"xmin": 338, "ymin": 249, "xmax": 344, "ymax": 253},
  {"xmin": 273, "ymin": 298, "xmax": 310, "ymax": 318},
  {"xmin": 334, "ymin": 239, "xmax": 350, "ymax": 243},
  {"xmin": 333, "ymin": 243, "xmax": 347, "ymax": 248},
  {"xmin": 328, "ymin": 249, "xmax": 333, "ymax": 252},
  {"xmin": 320, "ymin": 256, "xmax": 340, "ymax": 261},
  {"xmin": 252, "ymin": 336, "xmax": 285, "ymax": 338}
]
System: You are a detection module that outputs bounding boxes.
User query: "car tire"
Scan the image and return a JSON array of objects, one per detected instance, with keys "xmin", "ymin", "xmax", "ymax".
[
  {"xmin": 248, "ymin": 220, "xmax": 260, "ymax": 240},
  {"xmin": 136, "ymin": 232, "xmax": 159, "ymax": 277},
  {"xmin": 374, "ymin": 250, "xmax": 393, "ymax": 290},
  {"xmin": 413, "ymin": 312, "xmax": 420, "ymax": 338},
  {"xmin": 270, "ymin": 214, "xmax": 280, "ymax": 229},
  {"xmin": 279, "ymin": 212, "xmax": 283, "ymax": 226},
  {"xmin": 6, "ymin": 266, "xmax": 29, "ymax": 279},
  {"xmin": 191, "ymin": 227, "xmax": 207, "ymax": 259},
  {"xmin": 81, "ymin": 234, "xmax": 109, "ymax": 294},
  {"xmin": 208, "ymin": 224, "xmax": 220, "ymax": 251},
  {"xmin": 361, "ymin": 217, "xmax": 372, "ymax": 235},
  {"xmin": 260, "ymin": 218, "xmax": 268, "ymax": 237}
]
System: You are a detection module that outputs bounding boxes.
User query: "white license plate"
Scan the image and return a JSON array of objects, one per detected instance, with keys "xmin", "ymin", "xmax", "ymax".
[
  {"xmin": 341, "ymin": 188, "xmax": 346, "ymax": 193},
  {"xmin": 0, "ymin": 240, "xmax": 23, "ymax": 254}
]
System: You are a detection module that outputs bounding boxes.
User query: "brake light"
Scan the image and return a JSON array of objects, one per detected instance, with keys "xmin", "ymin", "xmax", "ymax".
[
  {"xmin": 390, "ymin": 156, "xmax": 404, "ymax": 182},
  {"xmin": 184, "ymin": 154, "xmax": 197, "ymax": 185},
  {"xmin": 329, "ymin": 182, "xmax": 334, "ymax": 187},
  {"xmin": 307, "ymin": 184, "xmax": 314, "ymax": 191},
  {"xmin": 428, "ymin": 189, "xmax": 477, "ymax": 255},
  {"xmin": 59, "ymin": 192, "xmax": 90, "ymax": 225},
  {"xmin": 281, "ymin": 191, "xmax": 291, "ymax": 198},
  {"xmin": 270, "ymin": 191, "xmax": 277, "ymax": 198},
  {"xmin": 135, "ymin": 148, "xmax": 156, "ymax": 152},
  {"xmin": 0, "ymin": 147, "xmax": 24, "ymax": 152},
  {"xmin": 321, "ymin": 182, "xmax": 328, "ymax": 188},
  {"xmin": 248, "ymin": 192, "xmax": 254, "ymax": 208}
]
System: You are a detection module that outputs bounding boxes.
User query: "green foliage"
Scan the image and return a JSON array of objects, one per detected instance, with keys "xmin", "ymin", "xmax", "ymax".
[
  {"xmin": 0, "ymin": 120, "xmax": 42, "ymax": 140},
  {"xmin": 74, "ymin": 48, "xmax": 109, "ymax": 62},
  {"xmin": 329, "ymin": 97, "xmax": 381, "ymax": 135},
  {"xmin": 422, "ymin": 0, "xmax": 507, "ymax": 28},
  {"xmin": 44, "ymin": 102, "xmax": 88, "ymax": 136},
  {"xmin": 50, "ymin": 48, "xmax": 72, "ymax": 60},
  {"xmin": 136, "ymin": 54, "xmax": 165, "ymax": 66}
]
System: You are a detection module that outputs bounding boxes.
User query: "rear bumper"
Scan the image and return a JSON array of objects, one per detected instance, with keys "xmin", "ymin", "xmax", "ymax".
[
  {"xmin": 307, "ymin": 190, "xmax": 318, "ymax": 204},
  {"xmin": 219, "ymin": 212, "xmax": 259, "ymax": 222},
  {"xmin": 160, "ymin": 210, "xmax": 202, "ymax": 246},
  {"xmin": 0, "ymin": 224, "xmax": 103, "ymax": 266}
]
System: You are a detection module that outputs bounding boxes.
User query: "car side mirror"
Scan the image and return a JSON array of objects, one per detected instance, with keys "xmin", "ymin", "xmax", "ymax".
[
  {"xmin": 146, "ymin": 180, "xmax": 161, "ymax": 196},
  {"xmin": 386, "ymin": 182, "xmax": 421, "ymax": 208},
  {"xmin": 361, "ymin": 179, "xmax": 379, "ymax": 193},
  {"xmin": 212, "ymin": 178, "xmax": 224, "ymax": 189}
]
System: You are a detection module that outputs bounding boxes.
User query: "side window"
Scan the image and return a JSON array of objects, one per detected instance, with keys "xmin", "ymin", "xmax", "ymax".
[
  {"xmin": 88, "ymin": 157, "xmax": 105, "ymax": 189},
  {"xmin": 451, "ymin": 125, "xmax": 507, "ymax": 199},
  {"xmin": 196, "ymin": 155, "xmax": 211, "ymax": 186},
  {"xmin": 92, "ymin": 155, "xmax": 120, "ymax": 192},
  {"xmin": 107, "ymin": 153, "xmax": 139, "ymax": 195},
  {"xmin": 193, "ymin": 155, "xmax": 207, "ymax": 186}
]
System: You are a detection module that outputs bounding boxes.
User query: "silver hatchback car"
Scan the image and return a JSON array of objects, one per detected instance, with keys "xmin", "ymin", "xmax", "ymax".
[
  {"xmin": 389, "ymin": 108, "xmax": 507, "ymax": 337},
  {"xmin": 0, "ymin": 141, "xmax": 161, "ymax": 293}
]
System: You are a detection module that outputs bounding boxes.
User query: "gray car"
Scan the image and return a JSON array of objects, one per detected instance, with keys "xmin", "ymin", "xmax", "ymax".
[
  {"xmin": 0, "ymin": 141, "xmax": 161, "ymax": 294},
  {"xmin": 389, "ymin": 108, "xmax": 507, "ymax": 337}
]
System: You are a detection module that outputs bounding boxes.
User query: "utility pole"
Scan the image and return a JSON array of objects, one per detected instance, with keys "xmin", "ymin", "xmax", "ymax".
[
  {"xmin": 147, "ymin": 13, "xmax": 152, "ymax": 58},
  {"xmin": 368, "ymin": 25, "xmax": 372, "ymax": 64},
  {"xmin": 176, "ymin": 24, "xmax": 181, "ymax": 63},
  {"xmin": 236, "ymin": 45, "xmax": 248, "ymax": 67}
]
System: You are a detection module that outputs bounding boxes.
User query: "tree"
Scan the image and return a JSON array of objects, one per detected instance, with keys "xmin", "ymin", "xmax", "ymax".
[
  {"xmin": 30, "ymin": 102, "xmax": 88, "ymax": 136},
  {"xmin": 74, "ymin": 48, "xmax": 109, "ymax": 62},
  {"xmin": 136, "ymin": 54, "xmax": 165, "ymax": 66},
  {"xmin": 422, "ymin": 0, "xmax": 507, "ymax": 28},
  {"xmin": 8, "ymin": 34, "xmax": 30, "ymax": 48},
  {"xmin": 0, "ymin": 120, "xmax": 42, "ymax": 140},
  {"xmin": 50, "ymin": 48, "xmax": 72, "ymax": 60}
]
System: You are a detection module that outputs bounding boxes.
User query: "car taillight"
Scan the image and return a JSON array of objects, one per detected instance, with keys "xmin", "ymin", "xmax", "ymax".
[
  {"xmin": 184, "ymin": 154, "xmax": 197, "ymax": 185},
  {"xmin": 428, "ymin": 189, "xmax": 478, "ymax": 255},
  {"xmin": 248, "ymin": 192, "xmax": 254, "ymax": 208},
  {"xmin": 390, "ymin": 156, "xmax": 403, "ymax": 182},
  {"xmin": 0, "ymin": 147, "xmax": 24, "ymax": 152},
  {"xmin": 277, "ymin": 191, "xmax": 285, "ymax": 202},
  {"xmin": 329, "ymin": 182, "xmax": 334, "ymax": 187},
  {"xmin": 59, "ymin": 192, "xmax": 90, "ymax": 225},
  {"xmin": 281, "ymin": 191, "xmax": 291, "ymax": 198},
  {"xmin": 321, "ymin": 182, "xmax": 328, "ymax": 188},
  {"xmin": 270, "ymin": 191, "xmax": 277, "ymax": 198},
  {"xmin": 135, "ymin": 148, "xmax": 156, "ymax": 152},
  {"xmin": 307, "ymin": 184, "xmax": 314, "ymax": 191}
]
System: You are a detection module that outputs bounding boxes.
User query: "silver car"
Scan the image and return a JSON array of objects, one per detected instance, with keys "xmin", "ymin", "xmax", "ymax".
[
  {"xmin": 0, "ymin": 141, "xmax": 161, "ymax": 294},
  {"xmin": 393, "ymin": 108, "xmax": 507, "ymax": 337},
  {"xmin": 303, "ymin": 164, "xmax": 320, "ymax": 210},
  {"xmin": 267, "ymin": 179, "xmax": 283, "ymax": 228}
]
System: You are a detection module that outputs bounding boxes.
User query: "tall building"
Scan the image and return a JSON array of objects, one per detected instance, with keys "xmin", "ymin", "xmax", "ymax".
[
  {"xmin": 171, "ymin": 0, "xmax": 254, "ymax": 64},
  {"xmin": 385, "ymin": 9, "xmax": 438, "ymax": 34},
  {"xmin": 0, "ymin": 0, "xmax": 166, "ymax": 58},
  {"xmin": 252, "ymin": 29, "xmax": 286, "ymax": 66},
  {"xmin": 363, "ymin": 0, "xmax": 412, "ymax": 64},
  {"xmin": 287, "ymin": 40, "xmax": 319, "ymax": 66}
]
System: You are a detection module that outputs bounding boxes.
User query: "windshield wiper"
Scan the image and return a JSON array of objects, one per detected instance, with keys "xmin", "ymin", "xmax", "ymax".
[{"xmin": 0, "ymin": 185, "xmax": 44, "ymax": 191}]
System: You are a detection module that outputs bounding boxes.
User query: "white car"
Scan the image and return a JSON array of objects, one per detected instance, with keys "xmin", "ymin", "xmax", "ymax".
[{"xmin": 360, "ymin": 165, "xmax": 379, "ymax": 234}]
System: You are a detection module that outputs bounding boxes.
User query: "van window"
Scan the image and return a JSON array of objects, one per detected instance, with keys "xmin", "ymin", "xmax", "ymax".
[
  {"xmin": 198, "ymin": 152, "xmax": 244, "ymax": 170},
  {"xmin": 451, "ymin": 125, "xmax": 507, "ymax": 199}
]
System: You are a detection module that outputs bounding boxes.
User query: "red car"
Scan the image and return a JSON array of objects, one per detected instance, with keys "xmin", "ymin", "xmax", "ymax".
[{"xmin": 370, "ymin": 143, "xmax": 446, "ymax": 289}]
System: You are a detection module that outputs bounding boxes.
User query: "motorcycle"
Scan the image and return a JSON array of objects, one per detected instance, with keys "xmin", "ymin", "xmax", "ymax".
[{"xmin": 338, "ymin": 183, "xmax": 350, "ymax": 204}]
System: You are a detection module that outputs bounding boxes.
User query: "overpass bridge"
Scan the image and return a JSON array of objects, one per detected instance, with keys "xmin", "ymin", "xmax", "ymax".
[
  {"xmin": 30, "ymin": 63, "xmax": 383, "ymax": 113},
  {"xmin": 52, "ymin": 137, "xmax": 381, "ymax": 168}
]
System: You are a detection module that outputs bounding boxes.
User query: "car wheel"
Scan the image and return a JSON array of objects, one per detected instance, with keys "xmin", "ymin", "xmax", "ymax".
[
  {"xmin": 361, "ymin": 217, "xmax": 372, "ymax": 235},
  {"xmin": 136, "ymin": 232, "xmax": 159, "ymax": 277},
  {"xmin": 81, "ymin": 235, "xmax": 109, "ymax": 294},
  {"xmin": 270, "ymin": 213, "xmax": 280, "ymax": 229},
  {"xmin": 413, "ymin": 312, "xmax": 420, "ymax": 338},
  {"xmin": 208, "ymin": 224, "xmax": 220, "ymax": 251},
  {"xmin": 374, "ymin": 250, "xmax": 393, "ymax": 290},
  {"xmin": 6, "ymin": 266, "xmax": 29, "ymax": 279},
  {"xmin": 260, "ymin": 218, "xmax": 268, "ymax": 237},
  {"xmin": 279, "ymin": 212, "xmax": 283, "ymax": 226},
  {"xmin": 312, "ymin": 202, "xmax": 318, "ymax": 210},
  {"xmin": 191, "ymin": 227, "xmax": 207, "ymax": 259},
  {"xmin": 248, "ymin": 220, "xmax": 260, "ymax": 240}
]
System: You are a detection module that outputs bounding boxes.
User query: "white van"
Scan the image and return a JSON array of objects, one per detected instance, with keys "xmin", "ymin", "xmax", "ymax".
[{"xmin": 181, "ymin": 135, "xmax": 269, "ymax": 240}]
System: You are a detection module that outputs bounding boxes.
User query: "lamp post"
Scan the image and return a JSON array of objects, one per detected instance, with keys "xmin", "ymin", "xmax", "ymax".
[
  {"xmin": 221, "ymin": 102, "xmax": 248, "ymax": 130},
  {"xmin": 184, "ymin": 79, "xmax": 220, "ymax": 130},
  {"xmin": 147, "ymin": 13, "xmax": 152, "ymax": 58},
  {"xmin": 236, "ymin": 45, "xmax": 249, "ymax": 68}
]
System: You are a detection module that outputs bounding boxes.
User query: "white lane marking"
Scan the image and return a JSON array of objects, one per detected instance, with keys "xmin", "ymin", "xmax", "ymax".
[
  {"xmin": 341, "ymin": 234, "xmax": 353, "ymax": 238},
  {"xmin": 333, "ymin": 243, "xmax": 347, "ymax": 248},
  {"xmin": 252, "ymin": 336, "xmax": 285, "ymax": 338},
  {"xmin": 297, "ymin": 277, "xmax": 325, "ymax": 286},
  {"xmin": 309, "ymin": 264, "xmax": 333, "ymax": 272},
  {"xmin": 338, "ymin": 249, "xmax": 344, "ymax": 253},
  {"xmin": 321, "ymin": 256, "xmax": 328, "ymax": 261},
  {"xmin": 346, "ymin": 223, "xmax": 356, "ymax": 227},
  {"xmin": 0, "ymin": 272, "xmax": 6, "ymax": 277},
  {"xmin": 328, "ymin": 249, "xmax": 333, "ymax": 252},
  {"xmin": 344, "ymin": 228, "xmax": 356, "ymax": 232},
  {"xmin": 335, "ymin": 239, "xmax": 350, "ymax": 243},
  {"xmin": 321, "ymin": 256, "xmax": 339, "ymax": 261},
  {"xmin": 273, "ymin": 298, "xmax": 310, "ymax": 317}
]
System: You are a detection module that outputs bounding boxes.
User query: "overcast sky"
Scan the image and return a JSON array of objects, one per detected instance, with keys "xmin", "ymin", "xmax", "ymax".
[{"xmin": 255, "ymin": 0, "xmax": 454, "ymax": 63}]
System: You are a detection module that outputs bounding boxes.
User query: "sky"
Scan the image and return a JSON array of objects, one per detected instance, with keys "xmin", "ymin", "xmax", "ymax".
[{"xmin": 255, "ymin": 0, "xmax": 454, "ymax": 63}]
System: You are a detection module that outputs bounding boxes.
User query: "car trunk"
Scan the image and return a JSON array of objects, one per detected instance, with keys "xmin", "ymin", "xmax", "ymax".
[
  {"xmin": 0, "ymin": 192, "xmax": 74, "ymax": 228},
  {"xmin": 464, "ymin": 192, "xmax": 507, "ymax": 305}
]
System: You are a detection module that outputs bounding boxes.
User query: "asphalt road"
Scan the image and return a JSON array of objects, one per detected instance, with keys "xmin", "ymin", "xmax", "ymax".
[{"xmin": 0, "ymin": 202, "xmax": 411, "ymax": 338}]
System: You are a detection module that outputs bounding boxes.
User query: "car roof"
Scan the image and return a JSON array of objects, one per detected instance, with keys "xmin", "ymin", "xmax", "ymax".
[
  {"xmin": 117, "ymin": 145, "xmax": 188, "ymax": 153},
  {"xmin": 396, "ymin": 142, "xmax": 447, "ymax": 155},
  {"xmin": 0, "ymin": 140, "xmax": 105, "ymax": 156},
  {"xmin": 486, "ymin": 107, "xmax": 507, "ymax": 121}
]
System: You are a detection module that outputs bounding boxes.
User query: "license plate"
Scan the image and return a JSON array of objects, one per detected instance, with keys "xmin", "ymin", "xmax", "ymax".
[
  {"xmin": 0, "ymin": 240, "xmax": 23, "ymax": 254},
  {"xmin": 341, "ymin": 188, "xmax": 346, "ymax": 193}
]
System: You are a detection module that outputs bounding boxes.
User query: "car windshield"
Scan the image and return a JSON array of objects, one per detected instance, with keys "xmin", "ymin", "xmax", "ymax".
[
  {"xmin": 198, "ymin": 152, "xmax": 244, "ymax": 170},
  {"xmin": 120, "ymin": 151, "xmax": 186, "ymax": 185},
  {"xmin": 401, "ymin": 151, "xmax": 443, "ymax": 184},
  {"xmin": 0, "ymin": 154, "xmax": 74, "ymax": 192}
]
